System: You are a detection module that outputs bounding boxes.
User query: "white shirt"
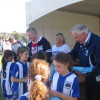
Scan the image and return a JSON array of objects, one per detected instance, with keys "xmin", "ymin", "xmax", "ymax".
[
  {"xmin": 12, "ymin": 43, "xmax": 21, "ymax": 54},
  {"xmin": 84, "ymin": 32, "xmax": 91, "ymax": 45},
  {"xmin": 3, "ymin": 43, "xmax": 12, "ymax": 50},
  {"xmin": 52, "ymin": 44, "xmax": 70, "ymax": 56}
]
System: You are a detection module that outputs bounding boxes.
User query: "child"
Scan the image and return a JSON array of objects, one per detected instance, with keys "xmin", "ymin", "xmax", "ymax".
[
  {"xmin": 11, "ymin": 46, "xmax": 30, "ymax": 99},
  {"xmin": 49, "ymin": 63, "xmax": 56, "ymax": 82},
  {"xmin": 31, "ymin": 51, "xmax": 47, "ymax": 61},
  {"xmin": 20, "ymin": 59, "xmax": 50, "ymax": 100},
  {"xmin": 31, "ymin": 51, "xmax": 52, "ymax": 87},
  {"xmin": 1, "ymin": 50, "xmax": 15, "ymax": 100},
  {"xmin": 49, "ymin": 52, "xmax": 80, "ymax": 100}
]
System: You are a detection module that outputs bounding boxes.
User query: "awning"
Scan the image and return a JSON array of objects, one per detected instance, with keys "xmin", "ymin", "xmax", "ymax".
[{"xmin": 26, "ymin": 0, "xmax": 83, "ymax": 26}]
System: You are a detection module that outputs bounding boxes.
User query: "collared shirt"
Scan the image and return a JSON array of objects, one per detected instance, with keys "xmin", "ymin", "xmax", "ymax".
[
  {"xmin": 84, "ymin": 31, "xmax": 91, "ymax": 46},
  {"xmin": 31, "ymin": 36, "xmax": 42, "ymax": 55}
]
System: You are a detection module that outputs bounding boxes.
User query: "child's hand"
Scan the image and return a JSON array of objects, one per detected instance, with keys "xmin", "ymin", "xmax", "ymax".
[
  {"xmin": 49, "ymin": 90, "xmax": 58, "ymax": 97},
  {"xmin": 21, "ymin": 77, "xmax": 28, "ymax": 83}
]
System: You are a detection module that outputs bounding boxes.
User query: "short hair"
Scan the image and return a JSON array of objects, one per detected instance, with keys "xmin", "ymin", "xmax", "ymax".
[
  {"xmin": 71, "ymin": 24, "xmax": 89, "ymax": 34},
  {"xmin": 9, "ymin": 36, "xmax": 15, "ymax": 42},
  {"xmin": 26, "ymin": 27, "xmax": 37, "ymax": 33}
]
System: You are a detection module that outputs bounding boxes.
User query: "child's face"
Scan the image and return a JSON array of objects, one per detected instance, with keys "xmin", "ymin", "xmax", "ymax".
[
  {"xmin": 8, "ymin": 55, "xmax": 14, "ymax": 61},
  {"xmin": 53, "ymin": 60, "xmax": 69, "ymax": 75},
  {"xmin": 20, "ymin": 51, "xmax": 29, "ymax": 61}
]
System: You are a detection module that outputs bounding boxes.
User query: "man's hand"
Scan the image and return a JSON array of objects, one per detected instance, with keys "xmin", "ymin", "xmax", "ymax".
[
  {"xmin": 73, "ymin": 70, "xmax": 83, "ymax": 76},
  {"xmin": 73, "ymin": 70, "xmax": 85, "ymax": 83}
]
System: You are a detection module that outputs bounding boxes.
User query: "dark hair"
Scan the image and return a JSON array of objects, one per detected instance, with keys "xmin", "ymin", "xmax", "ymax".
[
  {"xmin": 56, "ymin": 33, "xmax": 66, "ymax": 44},
  {"xmin": 31, "ymin": 51, "xmax": 47, "ymax": 62},
  {"xmin": 2, "ymin": 50, "xmax": 14, "ymax": 78},
  {"xmin": 9, "ymin": 36, "xmax": 15, "ymax": 42},
  {"xmin": 53, "ymin": 52, "xmax": 73, "ymax": 67},
  {"xmin": 26, "ymin": 27, "xmax": 37, "ymax": 33},
  {"xmin": 17, "ymin": 46, "xmax": 29, "ymax": 59}
]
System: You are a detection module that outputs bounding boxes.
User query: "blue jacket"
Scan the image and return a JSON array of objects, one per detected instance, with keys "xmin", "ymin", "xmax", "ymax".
[{"xmin": 70, "ymin": 33, "xmax": 100, "ymax": 81}]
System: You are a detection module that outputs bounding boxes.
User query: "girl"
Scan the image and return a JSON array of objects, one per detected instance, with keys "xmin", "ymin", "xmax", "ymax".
[
  {"xmin": 1, "ymin": 50, "xmax": 15, "ymax": 100},
  {"xmin": 49, "ymin": 52, "xmax": 80, "ymax": 100},
  {"xmin": 50, "ymin": 33, "xmax": 71, "ymax": 82},
  {"xmin": 11, "ymin": 46, "xmax": 30, "ymax": 99},
  {"xmin": 20, "ymin": 59, "xmax": 50, "ymax": 100}
]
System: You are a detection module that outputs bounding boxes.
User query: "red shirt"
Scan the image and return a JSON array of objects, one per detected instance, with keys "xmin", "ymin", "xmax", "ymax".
[{"xmin": 31, "ymin": 42, "xmax": 38, "ymax": 56}]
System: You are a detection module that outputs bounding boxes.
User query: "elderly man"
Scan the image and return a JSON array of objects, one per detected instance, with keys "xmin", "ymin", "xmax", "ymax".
[
  {"xmin": 70, "ymin": 24, "xmax": 100, "ymax": 100},
  {"xmin": 26, "ymin": 27, "xmax": 52, "ymax": 62}
]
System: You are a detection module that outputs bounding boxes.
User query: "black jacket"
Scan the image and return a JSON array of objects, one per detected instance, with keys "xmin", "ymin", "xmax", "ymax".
[{"xmin": 27, "ymin": 37, "xmax": 52, "ymax": 63}]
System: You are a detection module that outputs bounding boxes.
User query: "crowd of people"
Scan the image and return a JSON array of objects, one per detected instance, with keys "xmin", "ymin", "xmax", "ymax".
[{"xmin": 1, "ymin": 24, "xmax": 100, "ymax": 100}]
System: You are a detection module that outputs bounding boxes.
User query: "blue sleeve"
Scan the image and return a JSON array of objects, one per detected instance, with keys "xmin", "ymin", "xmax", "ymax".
[
  {"xmin": 11, "ymin": 64, "xmax": 19, "ymax": 78},
  {"xmin": 91, "ymin": 42, "xmax": 100, "ymax": 76},
  {"xmin": 10, "ymin": 63, "xmax": 16, "ymax": 77},
  {"xmin": 20, "ymin": 96, "xmax": 28, "ymax": 100},
  {"xmin": 10, "ymin": 63, "xmax": 16, "ymax": 71},
  {"xmin": 72, "ymin": 77, "xmax": 80, "ymax": 97}
]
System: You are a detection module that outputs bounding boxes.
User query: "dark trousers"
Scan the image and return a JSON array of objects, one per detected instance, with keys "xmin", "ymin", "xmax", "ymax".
[{"xmin": 86, "ymin": 79, "xmax": 100, "ymax": 100}]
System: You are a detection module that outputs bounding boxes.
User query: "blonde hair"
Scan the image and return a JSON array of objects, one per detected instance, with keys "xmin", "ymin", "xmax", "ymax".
[
  {"xmin": 29, "ymin": 59, "xmax": 50, "ymax": 100},
  {"xmin": 56, "ymin": 33, "xmax": 66, "ymax": 44}
]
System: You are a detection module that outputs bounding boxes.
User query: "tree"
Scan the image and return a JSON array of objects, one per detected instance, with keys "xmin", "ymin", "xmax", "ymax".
[{"xmin": 0, "ymin": 32, "xmax": 27, "ymax": 44}]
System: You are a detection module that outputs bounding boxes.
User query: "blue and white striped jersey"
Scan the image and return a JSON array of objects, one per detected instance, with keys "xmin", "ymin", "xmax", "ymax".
[
  {"xmin": 51, "ymin": 72, "xmax": 80, "ymax": 97},
  {"xmin": 1, "ymin": 61, "xmax": 15, "ymax": 98}
]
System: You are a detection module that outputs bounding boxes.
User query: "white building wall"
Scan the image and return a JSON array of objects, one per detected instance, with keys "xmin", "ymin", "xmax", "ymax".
[{"xmin": 29, "ymin": 11, "xmax": 100, "ymax": 49}]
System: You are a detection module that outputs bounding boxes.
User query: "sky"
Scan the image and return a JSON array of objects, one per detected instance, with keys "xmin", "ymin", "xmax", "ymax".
[{"xmin": 0, "ymin": 0, "xmax": 31, "ymax": 33}]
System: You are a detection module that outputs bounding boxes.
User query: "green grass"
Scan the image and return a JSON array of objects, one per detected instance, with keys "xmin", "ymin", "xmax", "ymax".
[{"xmin": 0, "ymin": 86, "xmax": 3, "ymax": 100}]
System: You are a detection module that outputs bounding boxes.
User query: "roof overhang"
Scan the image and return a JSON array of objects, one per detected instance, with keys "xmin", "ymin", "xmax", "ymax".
[
  {"xmin": 59, "ymin": 0, "xmax": 100, "ymax": 16},
  {"xmin": 26, "ymin": 0, "xmax": 83, "ymax": 26}
]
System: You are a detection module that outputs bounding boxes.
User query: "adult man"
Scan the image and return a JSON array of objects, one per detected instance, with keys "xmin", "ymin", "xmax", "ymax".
[
  {"xmin": 26, "ymin": 27, "xmax": 52, "ymax": 62},
  {"xmin": 70, "ymin": 24, "xmax": 100, "ymax": 100},
  {"xmin": 9, "ymin": 36, "xmax": 24, "ymax": 61}
]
